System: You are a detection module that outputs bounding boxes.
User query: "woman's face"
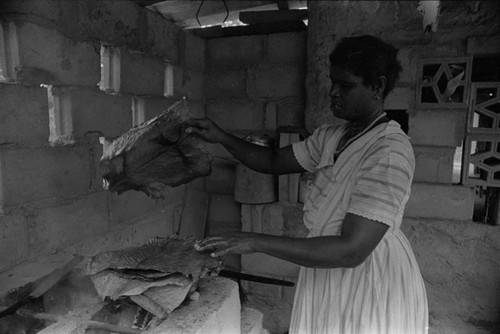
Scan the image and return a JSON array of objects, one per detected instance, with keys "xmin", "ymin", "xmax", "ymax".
[{"xmin": 329, "ymin": 66, "xmax": 377, "ymax": 122}]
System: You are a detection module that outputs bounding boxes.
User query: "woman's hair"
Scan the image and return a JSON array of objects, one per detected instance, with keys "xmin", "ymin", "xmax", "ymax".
[{"xmin": 329, "ymin": 35, "xmax": 402, "ymax": 98}]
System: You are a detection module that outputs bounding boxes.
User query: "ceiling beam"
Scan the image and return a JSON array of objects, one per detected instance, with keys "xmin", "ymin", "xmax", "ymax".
[{"xmin": 239, "ymin": 9, "xmax": 307, "ymax": 25}]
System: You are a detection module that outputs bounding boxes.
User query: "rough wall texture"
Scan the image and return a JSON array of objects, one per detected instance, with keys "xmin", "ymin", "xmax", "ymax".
[
  {"xmin": 0, "ymin": 0, "xmax": 207, "ymax": 281},
  {"xmin": 203, "ymin": 31, "xmax": 307, "ymax": 333},
  {"xmin": 307, "ymin": 1, "xmax": 500, "ymax": 333}
]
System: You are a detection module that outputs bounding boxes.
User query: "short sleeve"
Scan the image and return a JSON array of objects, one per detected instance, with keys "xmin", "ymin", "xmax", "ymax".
[
  {"xmin": 292, "ymin": 126, "xmax": 335, "ymax": 173},
  {"xmin": 347, "ymin": 137, "xmax": 414, "ymax": 227}
]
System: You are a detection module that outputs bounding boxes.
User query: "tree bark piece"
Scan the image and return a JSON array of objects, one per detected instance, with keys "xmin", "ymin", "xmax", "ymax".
[{"xmin": 100, "ymin": 99, "xmax": 212, "ymax": 198}]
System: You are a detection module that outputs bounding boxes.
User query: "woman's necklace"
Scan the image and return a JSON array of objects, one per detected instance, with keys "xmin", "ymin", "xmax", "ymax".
[{"xmin": 334, "ymin": 112, "xmax": 388, "ymax": 160}]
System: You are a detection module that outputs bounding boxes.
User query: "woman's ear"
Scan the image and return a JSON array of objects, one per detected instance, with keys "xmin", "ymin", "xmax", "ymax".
[{"xmin": 374, "ymin": 76, "xmax": 387, "ymax": 99}]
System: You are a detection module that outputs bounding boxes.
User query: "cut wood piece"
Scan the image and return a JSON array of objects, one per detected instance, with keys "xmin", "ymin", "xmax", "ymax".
[{"xmin": 100, "ymin": 99, "xmax": 212, "ymax": 198}]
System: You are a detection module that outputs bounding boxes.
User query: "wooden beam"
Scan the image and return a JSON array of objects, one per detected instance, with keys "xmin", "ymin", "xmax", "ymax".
[
  {"xmin": 189, "ymin": 20, "xmax": 306, "ymax": 39},
  {"xmin": 239, "ymin": 9, "xmax": 307, "ymax": 25}
]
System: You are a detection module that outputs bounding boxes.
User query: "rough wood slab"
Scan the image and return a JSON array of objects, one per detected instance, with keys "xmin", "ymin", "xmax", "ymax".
[{"xmin": 100, "ymin": 99, "xmax": 212, "ymax": 198}]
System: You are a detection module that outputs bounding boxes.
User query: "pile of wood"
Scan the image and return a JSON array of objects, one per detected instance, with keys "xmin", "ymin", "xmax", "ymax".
[
  {"xmin": 86, "ymin": 237, "xmax": 222, "ymax": 321},
  {"xmin": 100, "ymin": 99, "xmax": 212, "ymax": 198}
]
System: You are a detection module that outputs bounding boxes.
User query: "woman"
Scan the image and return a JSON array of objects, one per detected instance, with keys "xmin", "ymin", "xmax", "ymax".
[{"xmin": 187, "ymin": 35, "xmax": 428, "ymax": 334}]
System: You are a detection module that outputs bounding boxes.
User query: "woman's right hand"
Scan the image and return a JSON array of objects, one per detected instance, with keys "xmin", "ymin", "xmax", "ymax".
[{"xmin": 185, "ymin": 118, "xmax": 226, "ymax": 144}]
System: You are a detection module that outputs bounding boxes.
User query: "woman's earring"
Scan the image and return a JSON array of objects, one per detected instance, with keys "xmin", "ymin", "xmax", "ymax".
[{"xmin": 375, "ymin": 94, "xmax": 380, "ymax": 100}]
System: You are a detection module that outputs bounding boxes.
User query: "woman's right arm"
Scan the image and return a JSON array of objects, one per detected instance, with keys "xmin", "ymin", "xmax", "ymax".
[{"xmin": 186, "ymin": 118, "xmax": 305, "ymax": 175}]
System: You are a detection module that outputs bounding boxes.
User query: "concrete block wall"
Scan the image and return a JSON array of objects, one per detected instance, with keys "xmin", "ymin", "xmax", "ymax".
[
  {"xmin": 203, "ymin": 30, "xmax": 306, "ymax": 243},
  {"xmin": 0, "ymin": 0, "xmax": 207, "ymax": 276},
  {"xmin": 202, "ymin": 31, "xmax": 306, "ymax": 333}
]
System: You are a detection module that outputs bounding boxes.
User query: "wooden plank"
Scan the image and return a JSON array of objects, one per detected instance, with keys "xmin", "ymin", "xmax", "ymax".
[
  {"xmin": 190, "ymin": 21, "xmax": 306, "ymax": 38},
  {"xmin": 239, "ymin": 9, "xmax": 307, "ymax": 24}
]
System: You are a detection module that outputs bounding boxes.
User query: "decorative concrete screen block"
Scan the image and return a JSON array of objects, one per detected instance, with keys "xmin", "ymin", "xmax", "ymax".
[
  {"xmin": 0, "ymin": 21, "xmax": 19, "ymax": 82},
  {"xmin": 416, "ymin": 57, "xmax": 472, "ymax": 109},
  {"xmin": 47, "ymin": 85, "xmax": 75, "ymax": 146},
  {"xmin": 462, "ymin": 82, "xmax": 500, "ymax": 187},
  {"xmin": 405, "ymin": 183, "xmax": 475, "ymax": 220},
  {"xmin": 99, "ymin": 44, "xmax": 121, "ymax": 94}
]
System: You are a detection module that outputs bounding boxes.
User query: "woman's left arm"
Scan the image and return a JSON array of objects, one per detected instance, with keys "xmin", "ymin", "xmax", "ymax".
[{"xmin": 195, "ymin": 213, "xmax": 388, "ymax": 268}]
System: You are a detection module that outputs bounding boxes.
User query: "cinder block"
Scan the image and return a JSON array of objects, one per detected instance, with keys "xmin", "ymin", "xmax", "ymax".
[
  {"xmin": 205, "ymin": 159, "xmax": 237, "ymax": 194},
  {"xmin": 266, "ymin": 32, "xmax": 306, "ymax": 64},
  {"xmin": 13, "ymin": 21, "xmax": 100, "ymax": 87},
  {"xmin": 405, "ymin": 183, "xmax": 475, "ymax": 220},
  {"xmin": 188, "ymin": 99, "xmax": 205, "ymax": 119},
  {"xmin": 208, "ymin": 194, "xmax": 241, "ymax": 224},
  {"xmin": 282, "ymin": 204, "xmax": 308, "ymax": 238},
  {"xmin": 173, "ymin": 66, "xmax": 204, "ymax": 100},
  {"xmin": 264, "ymin": 102, "xmax": 277, "ymax": 130},
  {"xmin": 413, "ymin": 146, "xmax": 455, "ymax": 183},
  {"xmin": 207, "ymin": 35, "xmax": 265, "ymax": 68},
  {"xmin": 243, "ymin": 281, "xmax": 282, "ymax": 304},
  {"xmin": 397, "ymin": 47, "xmax": 417, "ymax": 83},
  {"xmin": 109, "ymin": 191, "xmax": 159, "ymax": 226},
  {"xmin": 409, "ymin": 109, "xmax": 466, "ymax": 147},
  {"xmin": 247, "ymin": 65, "xmax": 305, "ymax": 99},
  {"xmin": 0, "ymin": 147, "xmax": 91, "ymax": 210},
  {"xmin": 243, "ymin": 203, "xmax": 285, "ymax": 236},
  {"xmin": 134, "ymin": 95, "xmax": 173, "ymax": 124},
  {"xmin": 206, "ymin": 69, "xmax": 247, "ymax": 99},
  {"xmin": 130, "ymin": 209, "xmax": 177, "ymax": 244},
  {"xmin": 467, "ymin": 35, "xmax": 500, "ymax": 55},
  {"xmin": 0, "ymin": 84, "xmax": 49, "ymax": 144},
  {"xmin": 50, "ymin": 87, "xmax": 133, "ymax": 139},
  {"xmin": 0, "ymin": 214, "xmax": 29, "ymax": 272},
  {"xmin": 119, "ymin": 49, "xmax": 165, "ymax": 96},
  {"xmin": 277, "ymin": 97, "xmax": 305, "ymax": 128},
  {"xmin": 29, "ymin": 192, "xmax": 109, "ymax": 258},
  {"xmin": 206, "ymin": 99, "xmax": 264, "ymax": 131},
  {"xmin": 242, "ymin": 253, "xmax": 300, "ymax": 278},
  {"xmin": 384, "ymin": 86, "xmax": 414, "ymax": 110},
  {"xmin": 184, "ymin": 32, "xmax": 205, "ymax": 70},
  {"xmin": 145, "ymin": 9, "xmax": 180, "ymax": 62},
  {"xmin": 241, "ymin": 307, "xmax": 264, "ymax": 334},
  {"xmin": 179, "ymin": 188, "xmax": 209, "ymax": 240}
]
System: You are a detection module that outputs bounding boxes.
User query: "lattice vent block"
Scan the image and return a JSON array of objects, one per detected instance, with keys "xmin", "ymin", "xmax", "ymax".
[{"xmin": 417, "ymin": 57, "xmax": 472, "ymax": 108}]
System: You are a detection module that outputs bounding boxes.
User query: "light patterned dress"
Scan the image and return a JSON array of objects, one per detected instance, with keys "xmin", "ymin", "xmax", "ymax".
[{"xmin": 290, "ymin": 120, "xmax": 428, "ymax": 334}]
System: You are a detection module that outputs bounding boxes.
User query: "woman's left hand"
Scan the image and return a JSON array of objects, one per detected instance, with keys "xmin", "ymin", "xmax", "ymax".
[{"xmin": 194, "ymin": 232, "xmax": 257, "ymax": 257}]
